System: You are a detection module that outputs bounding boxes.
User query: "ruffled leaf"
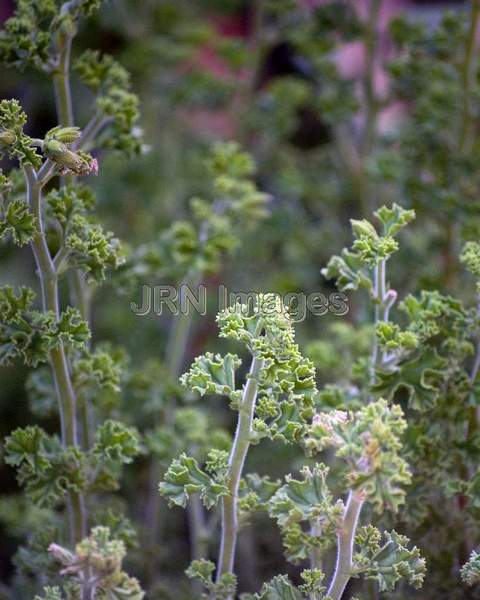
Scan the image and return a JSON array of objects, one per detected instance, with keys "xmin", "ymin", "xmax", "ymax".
[{"xmin": 159, "ymin": 453, "xmax": 228, "ymax": 509}]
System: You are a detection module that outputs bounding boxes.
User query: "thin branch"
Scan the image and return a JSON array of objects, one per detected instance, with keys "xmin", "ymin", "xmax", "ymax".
[
  {"xmin": 24, "ymin": 165, "xmax": 86, "ymax": 543},
  {"xmin": 326, "ymin": 491, "xmax": 365, "ymax": 600},
  {"xmin": 38, "ymin": 158, "xmax": 58, "ymax": 186},
  {"xmin": 459, "ymin": 0, "xmax": 480, "ymax": 151},
  {"xmin": 53, "ymin": 244, "xmax": 71, "ymax": 271},
  {"xmin": 216, "ymin": 355, "xmax": 264, "ymax": 587},
  {"xmin": 361, "ymin": 0, "xmax": 382, "ymax": 158},
  {"xmin": 75, "ymin": 113, "xmax": 112, "ymax": 152}
]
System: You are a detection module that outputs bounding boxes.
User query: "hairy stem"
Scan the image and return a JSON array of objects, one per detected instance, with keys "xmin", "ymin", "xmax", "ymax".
[
  {"xmin": 326, "ymin": 491, "xmax": 365, "ymax": 600},
  {"xmin": 217, "ymin": 355, "xmax": 264, "ymax": 585},
  {"xmin": 25, "ymin": 166, "xmax": 86, "ymax": 543}
]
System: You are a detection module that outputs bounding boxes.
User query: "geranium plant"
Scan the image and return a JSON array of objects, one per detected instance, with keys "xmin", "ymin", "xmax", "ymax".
[{"xmin": 3, "ymin": 1, "xmax": 480, "ymax": 599}]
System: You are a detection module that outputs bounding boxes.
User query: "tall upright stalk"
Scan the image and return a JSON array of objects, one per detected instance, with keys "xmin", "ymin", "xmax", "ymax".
[
  {"xmin": 444, "ymin": 0, "xmax": 480, "ymax": 289},
  {"xmin": 461, "ymin": 0, "xmax": 480, "ymax": 433},
  {"xmin": 370, "ymin": 257, "xmax": 394, "ymax": 379},
  {"xmin": 459, "ymin": 0, "xmax": 480, "ymax": 152},
  {"xmin": 23, "ymin": 14, "xmax": 96, "ymax": 545},
  {"xmin": 24, "ymin": 164, "xmax": 86, "ymax": 543},
  {"xmin": 327, "ymin": 256, "xmax": 389, "ymax": 600},
  {"xmin": 326, "ymin": 491, "xmax": 365, "ymax": 600},
  {"xmin": 331, "ymin": 0, "xmax": 383, "ymax": 217},
  {"xmin": 216, "ymin": 355, "xmax": 263, "ymax": 584},
  {"xmin": 52, "ymin": 25, "xmax": 94, "ymax": 453},
  {"xmin": 52, "ymin": 30, "xmax": 74, "ymax": 128},
  {"xmin": 144, "ymin": 272, "xmax": 202, "ymax": 579},
  {"xmin": 361, "ymin": 0, "xmax": 382, "ymax": 158}
]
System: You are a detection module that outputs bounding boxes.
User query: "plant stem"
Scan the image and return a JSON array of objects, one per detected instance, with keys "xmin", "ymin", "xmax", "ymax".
[
  {"xmin": 25, "ymin": 166, "xmax": 86, "ymax": 543},
  {"xmin": 52, "ymin": 26, "xmax": 92, "ymax": 324},
  {"xmin": 166, "ymin": 298, "xmax": 198, "ymax": 389},
  {"xmin": 444, "ymin": 1, "xmax": 480, "ymax": 291},
  {"xmin": 361, "ymin": 0, "xmax": 382, "ymax": 158},
  {"xmin": 52, "ymin": 30, "xmax": 74, "ymax": 127},
  {"xmin": 216, "ymin": 355, "xmax": 264, "ymax": 585},
  {"xmin": 463, "ymin": 0, "xmax": 480, "ymax": 428},
  {"xmin": 188, "ymin": 493, "xmax": 208, "ymax": 560},
  {"xmin": 470, "ymin": 318, "xmax": 480, "ymax": 431},
  {"xmin": 53, "ymin": 23, "xmax": 95, "ymax": 458},
  {"xmin": 334, "ymin": 124, "xmax": 369, "ymax": 217},
  {"xmin": 326, "ymin": 491, "xmax": 365, "ymax": 600},
  {"xmin": 75, "ymin": 113, "xmax": 112, "ymax": 152},
  {"xmin": 370, "ymin": 257, "xmax": 389, "ymax": 378},
  {"xmin": 459, "ymin": 0, "xmax": 480, "ymax": 152},
  {"xmin": 188, "ymin": 492, "xmax": 209, "ymax": 596},
  {"xmin": 145, "ymin": 273, "xmax": 202, "ymax": 584},
  {"xmin": 309, "ymin": 519, "xmax": 323, "ymax": 571},
  {"xmin": 462, "ymin": 1, "xmax": 480, "ymax": 435}
]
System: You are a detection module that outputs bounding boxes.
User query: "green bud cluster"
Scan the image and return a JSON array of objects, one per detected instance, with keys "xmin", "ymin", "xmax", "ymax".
[
  {"xmin": 48, "ymin": 526, "xmax": 144, "ymax": 599},
  {"xmin": 323, "ymin": 204, "xmax": 415, "ymax": 292}
]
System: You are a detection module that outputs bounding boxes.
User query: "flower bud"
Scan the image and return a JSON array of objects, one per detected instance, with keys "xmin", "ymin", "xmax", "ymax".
[
  {"xmin": 48, "ymin": 543, "xmax": 74, "ymax": 566},
  {"xmin": 44, "ymin": 138, "xmax": 67, "ymax": 157},
  {"xmin": 350, "ymin": 218, "xmax": 378, "ymax": 240},
  {"xmin": 46, "ymin": 142, "xmax": 84, "ymax": 171},
  {"xmin": 45, "ymin": 140, "xmax": 97, "ymax": 176},
  {"xmin": 0, "ymin": 129, "xmax": 16, "ymax": 145},
  {"xmin": 49, "ymin": 126, "xmax": 81, "ymax": 144}
]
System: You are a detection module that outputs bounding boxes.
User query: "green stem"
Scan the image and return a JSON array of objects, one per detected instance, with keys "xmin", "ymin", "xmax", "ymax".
[
  {"xmin": 216, "ymin": 355, "xmax": 264, "ymax": 585},
  {"xmin": 25, "ymin": 165, "xmax": 86, "ymax": 543},
  {"xmin": 444, "ymin": 0, "xmax": 480, "ymax": 294},
  {"xmin": 309, "ymin": 519, "xmax": 323, "ymax": 572},
  {"xmin": 463, "ymin": 1, "xmax": 480, "ymax": 435},
  {"xmin": 470, "ymin": 304, "xmax": 480, "ymax": 434},
  {"xmin": 52, "ymin": 29, "xmax": 90, "ymax": 318},
  {"xmin": 188, "ymin": 493, "xmax": 208, "ymax": 560},
  {"xmin": 166, "ymin": 306, "xmax": 197, "ymax": 392},
  {"xmin": 459, "ymin": 0, "xmax": 480, "ymax": 152},
  {"xmin": 334, "ymin": 124, "xmax": 369, "ymax": 217},
  {"xmin": 326, "ymin": 491, "xmax": 365, "ymax": 600},
  {"xmin": 52, "ymin": 31, "xmax": 74, "ymax": 127},
  {"xmin": 75, "ymin": 113, "xmax": 112, "ymax": 151},
  {"xmin": 68, "ymin": 269, "xmax": 91, "ymax": 323},
  {"xmin": 361, "ymin": 0, "xmax": 382, "ymax": 158},
  {"xmin": 145, "ymin": 272, "xmax": 202, "ymax": 583},
  {"xmin": 188, "ymin": 492, "xmax": 209, "ymax": 596},
  {"xmin": 53, "ymin": 24, "xmax": 95, "ymax": 457},
  {"xmin": 370, "ymin": 258, "xmax": 389, "ymax": 378}
]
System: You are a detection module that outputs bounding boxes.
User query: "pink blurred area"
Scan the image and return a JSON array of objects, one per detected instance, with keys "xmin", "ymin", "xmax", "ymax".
[
  {"xmin": 185, "ymin": 0, "xmax": 421, "ymax": 138},
  {"xmin": 0, "ymin": 0, "xmax": 463, "ymax": 138},
  {"xmin": 0, "ymin": 0, "xmax": 13, "ymax": 23}
]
